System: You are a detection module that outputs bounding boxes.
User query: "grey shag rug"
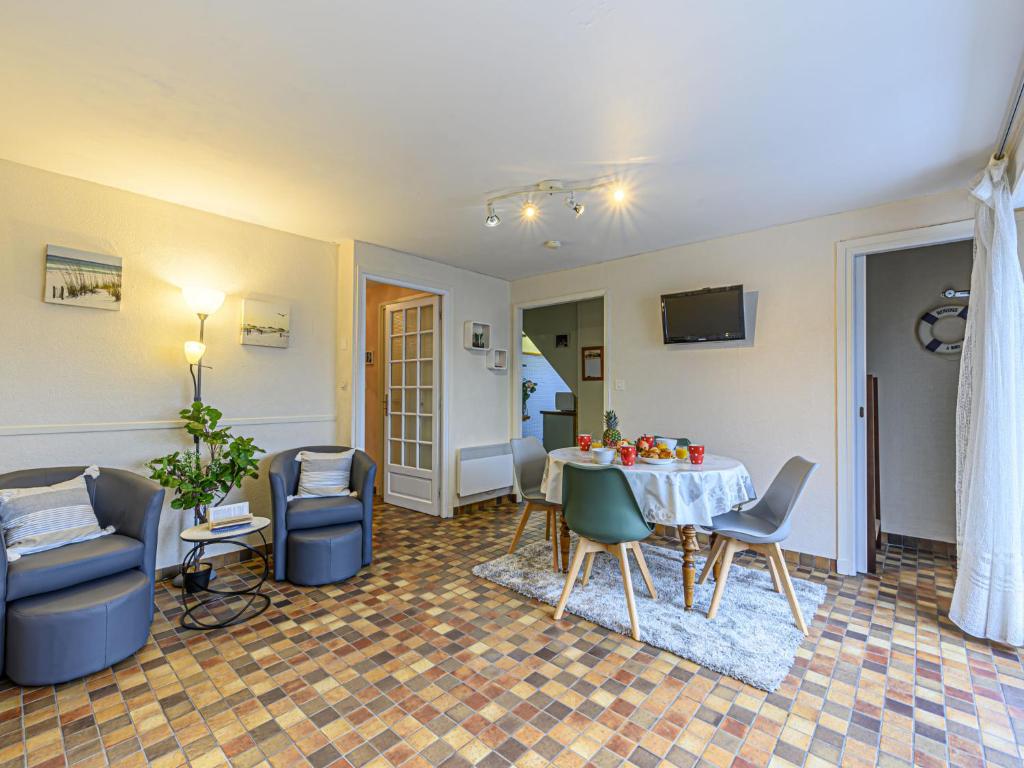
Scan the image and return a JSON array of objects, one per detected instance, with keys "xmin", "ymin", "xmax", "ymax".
[{"xmin": 472, "ymin": 539, "xmax": 827, "ymax": 691}]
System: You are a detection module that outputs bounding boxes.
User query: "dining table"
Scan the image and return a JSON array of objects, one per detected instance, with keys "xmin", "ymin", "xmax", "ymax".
[{"xmin": 540, "ymin": 447, "xmax": 756, "ymax": 610}]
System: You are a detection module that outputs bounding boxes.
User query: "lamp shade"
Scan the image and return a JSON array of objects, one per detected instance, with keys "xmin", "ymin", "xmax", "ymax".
[
  {"xmin": 183, "ymin": 340, "xmax": 207, "ymax": 365},
  {"xmin": 182, "ymin": 286, "xmax": 225, "ymax": 316}
]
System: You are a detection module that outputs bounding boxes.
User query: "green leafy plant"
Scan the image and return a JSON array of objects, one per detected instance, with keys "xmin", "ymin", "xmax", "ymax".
[{"xmin": 147, "ymin": 402, "xmax": 263, "ymax": 523}]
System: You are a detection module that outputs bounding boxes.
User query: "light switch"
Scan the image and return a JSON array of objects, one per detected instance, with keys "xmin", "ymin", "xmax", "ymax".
[{"xmin": 615, "ymin": 379, "xmax": 626, "ymax": 391}]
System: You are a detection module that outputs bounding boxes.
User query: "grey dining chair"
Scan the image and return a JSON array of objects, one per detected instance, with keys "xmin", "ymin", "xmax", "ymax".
[
  {"xmin": 697, "ymin": 456, "xmax": 818, "ymax": 634},
  {"xmin": 509, "ymin": 437, "xmax": 561, "ymax": 571}
]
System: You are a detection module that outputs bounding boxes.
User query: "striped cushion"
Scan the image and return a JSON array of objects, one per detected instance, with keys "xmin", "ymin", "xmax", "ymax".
[
  {"xmin": 295, "ymin": 450, "xmax": 355, "ymax": 498},
  {"xmin": 0, "ymin": 466, "xmax": 113, "ymax": 561}
]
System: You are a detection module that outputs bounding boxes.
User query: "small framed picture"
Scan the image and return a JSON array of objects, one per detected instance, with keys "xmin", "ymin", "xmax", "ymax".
[
  {"xmin": 365, "ymin": 351, "xmax": 375, "ymax": 365},
  {"xmin": 582, "ymin": 346, "xmax": 604, "ymax": 381},
  {"xmin": 555, "ymin": 333, "xmax": 569, "ymax": 348}
]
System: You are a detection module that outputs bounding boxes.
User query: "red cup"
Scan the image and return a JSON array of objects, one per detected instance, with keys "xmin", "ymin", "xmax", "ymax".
[
  {"xmin": 620, "ymin": 445, "xmax": 637, "ymax": 466},
  {"xmin": 688, "ymin": 445, "xmax": 705, "ymax": 465},
  {"xmin": 577, "ymin": 434, "xmax": 592, "ymax": 452}
]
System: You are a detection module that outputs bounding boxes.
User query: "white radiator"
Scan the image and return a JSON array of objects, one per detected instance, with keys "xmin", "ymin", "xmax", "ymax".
[{"xmin": 458, "ymin": 443, "xmax": 514, "ymax": 500}]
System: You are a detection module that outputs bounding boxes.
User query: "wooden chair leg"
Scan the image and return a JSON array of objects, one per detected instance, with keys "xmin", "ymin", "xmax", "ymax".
[
  {"xmin": 769, "ymin": 544, "xmax": 808, "ymax": 635},
  {"xmin": 545, "ymin": 508, "xmax": 551, "ymax": 541},
  {"xmin": 706, "ymin": 538, "xmax": 738, "ymax": 620},
  {"xmin": 554, "ymin": 538, "xmax": 591, "ymax": 621},
  {"xmin": 629, "ymin": 542, "xmax": 658, "ymax": 599},
  {"xmin": 508, "ymin": 502, "xmax": 534, "ymax": 554},
  {"xmin": 581, "ymin": 552, "xmax": 596, "ymax": 585},
  {"xmin": 616, "ymin": 543, "xmax": 641, "ymax": 640},
  {"xmin": 698, "ymin": 535, "xmax": 727, "ymax": 585},
  {"xmin": 764, "ymin": 550, "xmax": 783, "ymax": 593}
]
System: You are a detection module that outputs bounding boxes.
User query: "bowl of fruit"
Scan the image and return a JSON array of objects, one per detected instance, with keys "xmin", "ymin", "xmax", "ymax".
[{"xmin": 638, "ymin": 437, "xmax": 676, "ymax": 465}]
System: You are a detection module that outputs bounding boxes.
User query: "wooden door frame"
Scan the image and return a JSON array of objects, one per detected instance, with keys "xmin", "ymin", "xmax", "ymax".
[
  {"xmin": 353, "ymin": 269, "xmax": 451, "ymax": 518},
  {"xmin": 835, "ymin": 219, "xmax": 973, "ymax": 575}
]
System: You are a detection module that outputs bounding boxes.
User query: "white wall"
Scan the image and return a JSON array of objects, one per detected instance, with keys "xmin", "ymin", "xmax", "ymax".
[
  {"xmin": 0, "ymin": 160, "xmax": 340, "ymax": 569},
  {"xmin": 511, "ymin": 189, "xmax": 975, "ymax": 560},
  {"xmin": 343, "ymin": 242, "xmax": 511, "ymax": 515}
]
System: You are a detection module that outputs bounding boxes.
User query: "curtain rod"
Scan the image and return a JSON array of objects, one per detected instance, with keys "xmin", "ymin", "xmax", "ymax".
[{"xmin": 995, "ymin": 74, "xmax": 1024, "ymax": 159}]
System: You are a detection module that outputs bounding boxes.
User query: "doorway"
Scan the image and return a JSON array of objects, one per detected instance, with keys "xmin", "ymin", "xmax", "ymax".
[
  {"xmin": 864, "ymin": 241, "xmax": 972, "ymax": 567},
  {"xmin": 513, "ymin": 292, "xmax": 608, "ymax": 447},
  {"xmin": 363, "ymin": 279, "xmax": 443, "ymax": 516},
  {"xmin": 835, "ymin": 219, "xmax": 974, "ymax": 574}
]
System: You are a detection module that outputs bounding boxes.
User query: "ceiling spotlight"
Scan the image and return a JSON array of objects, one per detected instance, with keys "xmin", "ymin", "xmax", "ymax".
[
  {"xmin": 543, "ymin": 240, "xmax": 562, "ymax": 250},
  {"xmin": 566, "ymin": 192, "xmax": 585, "ymax": 218},
  {"xmin": 484, "ymin": 203, "xmax": 501, "ymax": 227},
  {"xmin": 521, "ymin": 201, "xmax": 539, "ymax": 220},
  {"xmin": 611, "ymin": 186, "xmax": 626, "ymax": 204}
]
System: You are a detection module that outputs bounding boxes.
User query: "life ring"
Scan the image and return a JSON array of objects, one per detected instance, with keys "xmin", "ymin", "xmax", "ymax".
[{"xmin": 917, "ymin": 304, "xmax": 967, "ymax": 354}]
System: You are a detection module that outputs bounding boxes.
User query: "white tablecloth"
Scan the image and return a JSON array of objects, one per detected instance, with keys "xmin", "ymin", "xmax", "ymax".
[{"xmin": 541, "ymin": 447, "xmax": 756, "ymax": 527}]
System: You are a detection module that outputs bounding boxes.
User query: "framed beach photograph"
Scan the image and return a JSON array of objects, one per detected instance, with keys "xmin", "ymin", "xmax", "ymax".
[
  {"xmin": 44, "ymin": 245, "xmax": 122, "ymax": 311},
  {"xmin": 241, "ymin": 298, "xmax": 291, "ymax": 348}
]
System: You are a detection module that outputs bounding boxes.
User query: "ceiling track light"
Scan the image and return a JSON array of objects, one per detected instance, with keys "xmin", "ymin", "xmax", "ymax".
[
  {"xmin": 482, "ymin": 177, "xmax": 625, "ymax": 229},
  {"xmin": 484, "ymin": 203, "xmax": 501, "ymax": 227}
]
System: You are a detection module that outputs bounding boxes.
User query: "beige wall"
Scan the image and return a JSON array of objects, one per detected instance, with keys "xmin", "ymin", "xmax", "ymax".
[
  {"xmin": 363, "ymin": 281, "xmax": 431, "ymax": 479},
  {"xmin": 0, "ymin": 159, "xmax": 340, "ymax": 569},
  {"xmin": 867, "ymin": 241, "xmax": 972, "ymax": 543},
  {"xmin": 511, "ymin": 189, "xmax": 975, "ymax": 560},
  {"xmin": 576, "ymin": 298, "xmax": 605, "ymax": 438}
]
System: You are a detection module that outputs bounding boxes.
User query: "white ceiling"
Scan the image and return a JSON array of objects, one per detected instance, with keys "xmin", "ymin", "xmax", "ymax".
[{"xmin": 1, "ymin": 1, "xmax": 1021, "ymax": 280}]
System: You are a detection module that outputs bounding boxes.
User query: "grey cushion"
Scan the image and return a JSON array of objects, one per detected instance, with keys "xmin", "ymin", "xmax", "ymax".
[
  {"xmin": 286, "ymin": 523, "xmax": 362, "ymax": 586},
  {"xmin": 6, "ymin": 569, "xmax": 151, "ymax": 686},
  {"xmin": 285, "ymin": 496, "xmax": 364, "ymax": 531},
  {"xmin": 6, "ymin": 534, "xmax": 143, "ymax": 602}
]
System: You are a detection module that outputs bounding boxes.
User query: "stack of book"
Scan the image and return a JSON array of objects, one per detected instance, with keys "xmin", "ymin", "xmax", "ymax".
[{"xmin": 208, "ymin": 502, "xmax": 253, "ymax": 533}]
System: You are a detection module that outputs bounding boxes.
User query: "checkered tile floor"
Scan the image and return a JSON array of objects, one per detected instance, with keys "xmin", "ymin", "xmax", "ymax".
[{"xmin": 1, "ymin": 500, "xmax": 1022, "ymax": 767}]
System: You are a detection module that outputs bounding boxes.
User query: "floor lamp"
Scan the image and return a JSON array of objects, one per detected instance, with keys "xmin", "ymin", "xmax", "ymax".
[{"xmin": 176, "ymin": 286, "xmax": 226, "ymax": 587}]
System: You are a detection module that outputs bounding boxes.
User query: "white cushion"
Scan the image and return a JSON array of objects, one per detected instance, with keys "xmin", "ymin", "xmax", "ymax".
[
  {"xmin": 0, "ymin": 466, "xmax": 113, "ymax": 561},
  {"xmin": 294, "ymin": 450, "xmax": 355, "ymax": 498}
]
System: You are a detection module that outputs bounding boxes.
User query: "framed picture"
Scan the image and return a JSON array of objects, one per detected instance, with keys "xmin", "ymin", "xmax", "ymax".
[
  {"xmin": 555, "ymin": 333, "xmax": 570, "ymax": 348},
  {"xmin": 365, "ymin": 351, "xmax": 375, "ymax": 365},
  {"xmin": 464, "ymin": 320, "xmax": 491, "ymax": 350},
  {"xmin": 44, "ymin": 245, "xmax": 122, "ymax": 311},
  {"xmin": 581, "ymin": 346, "xmax": 604, "ymax": 381},
  {"xmin": 241, "ymin": 299, "xmax": 291, "ymax": 348}
]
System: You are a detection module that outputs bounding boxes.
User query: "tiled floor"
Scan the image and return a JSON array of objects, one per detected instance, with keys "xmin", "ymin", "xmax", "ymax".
[{"xmin": 1, "ymin": 500, "xmax": 1022, "ymax": 768}]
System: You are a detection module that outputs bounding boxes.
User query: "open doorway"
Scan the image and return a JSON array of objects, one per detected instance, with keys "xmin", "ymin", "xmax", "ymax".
[
  {"xmin": 364, "ymin": 279, "xmax": 443, "ymax": 515},
  {"xmin": 863, "ymin": 241, "xmax": 971, "ymax": 568},
  {"xmin": 517, "ymin": 296, "xmax": 605, "ymax": 449}
]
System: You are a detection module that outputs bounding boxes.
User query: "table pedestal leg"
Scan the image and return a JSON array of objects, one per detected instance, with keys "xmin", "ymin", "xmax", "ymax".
[
  {"xmin": 677, "ymin": 525, "xmax": 700, "ymax": 610},
  {"xmin": 559, "ymin": 510, "xmax": 570, "ymax": 573}
]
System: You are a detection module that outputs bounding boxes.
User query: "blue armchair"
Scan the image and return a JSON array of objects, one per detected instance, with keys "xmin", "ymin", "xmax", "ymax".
[
  {"xmin": 269, "ymin": 446, "xmax": 375, "ymax": 585},
  {"xmin": 0, "ymin": 467, "xmax": 163, "ymax": 686}
]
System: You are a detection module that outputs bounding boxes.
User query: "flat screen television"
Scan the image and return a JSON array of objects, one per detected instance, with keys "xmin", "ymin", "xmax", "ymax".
[{"xmin": 661, "ymin": 285, "xmax": 745, "ymax": 344}]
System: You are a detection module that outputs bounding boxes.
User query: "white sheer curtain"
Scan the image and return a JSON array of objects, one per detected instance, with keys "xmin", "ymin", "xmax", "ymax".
[{"xmin": 950, "ymin": 155, "xmax": 1024, "ymax": 645}]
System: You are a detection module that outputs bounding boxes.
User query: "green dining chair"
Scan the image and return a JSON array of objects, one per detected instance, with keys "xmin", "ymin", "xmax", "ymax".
[{"xmin": 553, "ymin": 463, "xmax": 657, "ymax": 641}]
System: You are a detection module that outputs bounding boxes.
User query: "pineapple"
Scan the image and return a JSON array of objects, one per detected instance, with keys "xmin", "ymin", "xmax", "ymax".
[{"xmin": 602, "ymin": 410, "xmax": 621, "ymax": 446}]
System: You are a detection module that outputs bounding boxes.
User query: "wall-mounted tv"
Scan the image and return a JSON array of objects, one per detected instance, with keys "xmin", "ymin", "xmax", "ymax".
[{"xmin": 661, "ymin": 285, "xmax": 745, "ymax": 344}]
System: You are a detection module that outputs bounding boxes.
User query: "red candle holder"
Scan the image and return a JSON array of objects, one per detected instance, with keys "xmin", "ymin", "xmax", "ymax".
[
  {"xmin": 620, "ymin": 445, "xmax": 637, "ymax": 466},
  {"xmin": 577, "ymin": 434, "xmax": 592, "ymax": 452},
  {"xmin": 688, "ymin": 445, "xmax": 705, "ymax": 465}
]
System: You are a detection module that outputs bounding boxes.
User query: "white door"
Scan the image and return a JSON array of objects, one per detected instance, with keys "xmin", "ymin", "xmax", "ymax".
[{"xmin": 383, "ymin": 295, "xmax": 441, "ymax": 515}]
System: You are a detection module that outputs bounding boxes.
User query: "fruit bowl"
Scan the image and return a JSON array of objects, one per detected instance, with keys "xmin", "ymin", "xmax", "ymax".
[{"xmin": 639, "ymin": 456, "xmax": 675, "ymax": 465}]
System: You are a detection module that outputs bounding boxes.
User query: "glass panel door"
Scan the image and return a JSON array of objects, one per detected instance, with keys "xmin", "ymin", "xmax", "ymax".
[{"xmin": 383, "ymin": 294, "xmax": 440, "ymax": 515}]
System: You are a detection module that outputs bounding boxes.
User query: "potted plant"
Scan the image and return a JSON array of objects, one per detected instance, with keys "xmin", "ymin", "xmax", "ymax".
[
  {"xmin": 147, "ymin": 402, "xmax": 263, "ymax": 591},
  {"xmin": 522, "ymin": 379, "xmax": 538, "ymax": 420}
]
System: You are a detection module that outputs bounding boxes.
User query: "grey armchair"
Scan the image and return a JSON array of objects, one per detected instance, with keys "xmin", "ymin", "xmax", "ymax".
[
  {"xmin": 0, "ymin": 467, "xmax": 163, "ymax": 686},
  {"xmin": 269, "ymin": 446, "xmax": 375, "ymax": 585}
]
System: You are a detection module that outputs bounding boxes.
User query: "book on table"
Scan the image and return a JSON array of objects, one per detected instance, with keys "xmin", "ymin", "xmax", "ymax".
[{"xmin": 208, "ymin": 501, "xmax": 253, "ymax": 532}]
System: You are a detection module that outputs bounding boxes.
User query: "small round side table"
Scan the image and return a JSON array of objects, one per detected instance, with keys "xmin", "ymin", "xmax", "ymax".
[{"xmin": 179, "ymin": 516, "xmax": 271, "ymax": 630}]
